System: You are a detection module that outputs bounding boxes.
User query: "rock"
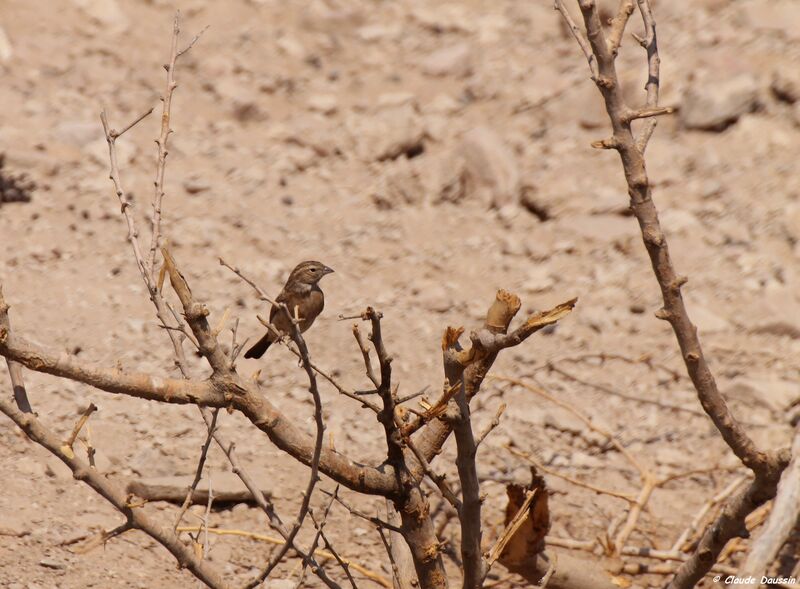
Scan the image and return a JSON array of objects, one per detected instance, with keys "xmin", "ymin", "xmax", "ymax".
[
  {"xmin": 183, "ymin": 175, "xmax": 211, "ymax": 195},
  {"xmin": 420, "ymin": 43, "xmax": 473, "ymax": 78},
  {"xmin": 376, "ymin": 92, "xmax": 417, "ymax": 110},
  {"xmin": 426, "ymin": 93, "xmax": 462, "ymax": 115},
  {"xmin": 738, "ymin": 1, "xmax": 800, "ymax": 42},
  {"xmin": 654, "ymin": 446, "xmax": 688, "ymax": 467},
  {"xmin": 269, "ymin": 118, "xmax": 343, "ymax": 158},
  {"xmin": 780, "ymin": 203, "xmax": 800, "ymax": 244},
  {"xmin": 660, "ymin": 209, "xmax": 700, "ymax": 234},
  {"xmin": 56, "ymin": 121, "xmax": 102, "ymax": 147},
  {"xmin": 433, "ymin": 152, "xmax": 467, "ymax": 204},
  {"xmin": 586, "ymin": 186, "xmax": 628, "ymax": 215},
  {"xmin": 0, "ymin": 26, "xmax": 12, "ymax": 62},
  {"xmin": 519, "ymin": 184, "xmax": 552, "ymax": 221},
  {"xmin": 39, "ymin": 559, "xmax": 67, "ymax": 571},
  {"xmin": 370, "ymin": 159, "xmax": 424, "ymax": 209},
  {"xmin": 357, "ymin": 23, "xmax": 402, "ymax": 43},
  {"xmin": 302, "ymin": 0, "xmax": 364, "ymax": 30},
  {"xmin": 416, "ymin": 283, "xmax": 451, "ymax": 313},
  {"xmin": 71, "ymin": 0, "xmax": 128, "ymax": 32},
  {"xmin": 570, "ymin": 451, "xmax": 603, "ymax": 468},
  {"xmin": 680, "ymin": 75, "xmax": 760, "ymax": 131},
  {"xmin": 771, "ymin": 69, "xmax": 800, "ymax": 104},
  {"xmin": 411, "ymin": 5, "xmax": 473, "ymax": 34},
  {"xmin": 522, "ymin": 265, "xmax": 555, "ymax": 293},
  {"xmin": 214, "ymin": 78, "xmax": 266, "ymax": 122},
  {"xmin": 750, "ymin": 321, "xmax": 800, "ymax": 340},
  {"xmin": 85, "ymin": 136, "xmax": 135, "ymax": 167},
  {"xmin": 458, "ymin": 126, "xmax": 520, "ymax": 208},
  {"xmin": 347, "ymin": 104, "xmax": 426, "ymax": 161},
  {"xmin": 729, "ymin": 378, "xmax": 800, "ymax": 412},
  {"xmin": 567, "ymin": 214, "xmax": 633, "ymax": 244},
  {"xmin": 685, "ymin": 299, "xmax": 730, "ymax": 333},
  {"xmin": 307, "ymin": 94, "xmax": 338, "ymax": 115},
  {"xmin": 276, "ymin": 35, "xmax": 306, "ymax": 59},
  {"xmin": 543, "ymin": 409, "xmax": 584, "ymax": 435}
]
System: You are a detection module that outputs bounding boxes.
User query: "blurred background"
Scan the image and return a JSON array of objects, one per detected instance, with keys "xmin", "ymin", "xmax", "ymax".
[{"xmin": 1, "ymin": 0, "xmax": 799, "ymax": 586}]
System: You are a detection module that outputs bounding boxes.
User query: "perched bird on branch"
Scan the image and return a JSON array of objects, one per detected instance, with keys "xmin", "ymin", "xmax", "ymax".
[{"xmin": 244, "ymin": 260, "xmax": 334, "ymax": 359}]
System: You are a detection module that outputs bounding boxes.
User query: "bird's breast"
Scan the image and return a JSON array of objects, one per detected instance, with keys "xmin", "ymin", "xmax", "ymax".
[{"xmin": 299, "ymin": 289, "xmax": 325, "ymax": 332}]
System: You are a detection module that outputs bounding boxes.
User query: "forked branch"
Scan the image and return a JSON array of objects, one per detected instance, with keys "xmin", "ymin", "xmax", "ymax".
[{"xmin": 554, "ymin": 0, "xmax": 789, "ymax": 585}]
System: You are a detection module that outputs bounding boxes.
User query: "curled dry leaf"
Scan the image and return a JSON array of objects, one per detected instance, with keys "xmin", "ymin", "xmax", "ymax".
[{"xmin": 498, "ymin": 467, "xmax": 550, "ymax": 568}]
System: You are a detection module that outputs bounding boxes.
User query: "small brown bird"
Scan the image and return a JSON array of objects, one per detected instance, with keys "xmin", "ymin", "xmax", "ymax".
[{"xmin": 243, "ymin": 260, "xmax": 334, "ymax": 359}]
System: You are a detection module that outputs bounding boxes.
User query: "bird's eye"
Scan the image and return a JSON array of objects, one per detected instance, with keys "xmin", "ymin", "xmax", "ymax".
[{"xmin": 310, "ymin": 268, "xmax": 317, "ymax": 272}]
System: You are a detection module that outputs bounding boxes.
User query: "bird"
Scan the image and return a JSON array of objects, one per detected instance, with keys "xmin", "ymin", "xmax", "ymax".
[{"xmin": 243, "ymin": 260, "xmax": 334, "ymax": 359}]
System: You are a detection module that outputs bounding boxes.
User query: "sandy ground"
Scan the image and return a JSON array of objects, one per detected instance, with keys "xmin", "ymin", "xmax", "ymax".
[{"xmin": 1, "ymin": 0, "xmax": 800, "ymax": 587}]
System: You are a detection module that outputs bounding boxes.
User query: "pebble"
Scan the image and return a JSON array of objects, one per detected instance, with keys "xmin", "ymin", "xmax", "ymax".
[
  {"xmin": 0, "ymin": 26, "xmax": 12, "ymax": 62},
  {"xmin": 307, "ymin": 94, "xmax": 338, "ymax": 115},
  {"xmin": 680, "ymin": 74, "xmax": 760, "ymax": 131},
  {"xmin": 420, "ymin": 43, "xmax": 473, "ymax": 78},
  {"xmin": 71, "ymin": 0, "xmax": 128, "ymax": 32},
  {"xmin": 347, "ymin": 104, "xmax": 426, "ymax": 161},
  {"xmin": 771, "ymin": 69, "xmax": 800, "ymax": 103},
  {"xmin": 456, "ymin": 126, "xmax": 521, "ymax": 208}
]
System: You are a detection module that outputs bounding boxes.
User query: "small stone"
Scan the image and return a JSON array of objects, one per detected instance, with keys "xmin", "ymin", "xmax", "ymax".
[
  {"xmin": 183, "ymin": 175, "xmax": 211, "ymax": 195},
  {"xmin": 414, "ymin": 283, "xmax": 451, "ymax": 314},
  {"xmin": 276, "ymin": 35, "xmax": 306, "ymax": 59},
  {"xmin": 307, "ymin": 94, "xmax": 338, "ymax": 115},
  {"xmin": 751, "ymin": 322, "xmax": 800, "ymax": 340},
  {"xmin": 457, "ymin": 126, "xmax": 520, "ymax": 208},
  {"xmin": 72, "ymin": 0, "xmax": 128, "ymax": 31},
  {"xmin": 771, "ymin": 69, "xmax": 800, "ymax": 103},
  {"xmin": 729, "ymin": 378, "xmax": 800, "ymax": 412},
  {"xmin": 39, "ymin": 559, "xmax": 66, "ymax": 570},
  {"xmin": 660, "ymin": 209, "xmax": 700, "ymax": 234},
  {"xmin": 426, "ymin": 93, "xmax": 462, "ymax": 115},
  {"xmin": 519, "ymin": 184, "xmax": 551, "ymax": 221},
  {"xmin": 680, "ymin": 74, "xmax": 760, "ymax": 131},
  {"xmin": 420, "ymin": 43, "xmax": 473, "ymax": 78},
  {"xmin": 567, "ymin": 214, "xmax": 633, "ymax": 244},
  {"xmin": 780, "ymin": 203, "xmax": 800, "ymax": 243},
  {"xmin": 370, "ymin": 159, "xmax": 424, "ymax": 209},
  {"xmin": 523, "ymin": 266, "xmax": 554, "ymax": 293},
  {"xmin": 376, "ymin": 92, "xmax": 417, "ymax": 109},
  {"xmin": 55, "ymin": 121, "xmax": 101, "ymax": 147},
  {"xmin": 685, "ymin": 300, "xmax": 730, "ymax": 334},
  {"xmin": 347, "ymin": 104, "xmax": 426, "ymax": 161},
  {"xmin": 738, "ymin": 1, "xmax": 800, "ymax": 42},
  {"xmin": 357, "ymin": 23, "xmax": 402, "ymax": 42},
  {"xmin": 0, "ymin": 26, "xmax": 12, "ymax": 62}
]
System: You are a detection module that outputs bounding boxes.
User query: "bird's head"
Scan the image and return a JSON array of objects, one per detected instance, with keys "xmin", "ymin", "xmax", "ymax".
[{"xmin": 289, "ymin": 260, "xmax": 335, "ymax": 286}]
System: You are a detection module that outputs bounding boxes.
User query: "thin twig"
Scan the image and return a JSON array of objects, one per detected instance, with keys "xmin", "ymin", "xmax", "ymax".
[
  {"xmin": 147, "ymin": 13, "xmax": 181, "ymax": 279},
  {"xmin": 173, "ymin": 408, "xmax": 219, "ymax": 532},
  {"xmin": 175, "ymin": 527, "xmax": 390, "ymax": 587},
  {"xmin": 62, "ymin": 402, "xmax": 98, "ymax": 458}
]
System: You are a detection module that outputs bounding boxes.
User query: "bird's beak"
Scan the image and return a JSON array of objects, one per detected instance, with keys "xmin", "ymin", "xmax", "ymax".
[{"xmin": 323, "ymin": 266, "xmax": 335, "ymax": 275}]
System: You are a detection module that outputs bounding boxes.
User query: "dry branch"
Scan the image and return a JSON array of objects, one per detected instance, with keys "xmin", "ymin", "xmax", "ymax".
[
  {"xmin": 0, "ymin": 393, "xmax": 229, "ymax": 589},
  {"xmin": 739, "ymin": 426, "xmax": 800, "ymax": 583},
  {"xmin": 414, "ymin": 294, "xmax": 576, "ymax": 466},
  {"xmin": 553, "ymin": 0, "xmax": 789, "ymax": 584},
  {"xmin": 1, "ymin": 287, "xmax": 32, "ymax": 414}
]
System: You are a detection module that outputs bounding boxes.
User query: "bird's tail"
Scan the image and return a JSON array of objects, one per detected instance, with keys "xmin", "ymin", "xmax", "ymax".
[{"xmin": 244, "ymin": 333, "xmax": 273, "ymax": 359}]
